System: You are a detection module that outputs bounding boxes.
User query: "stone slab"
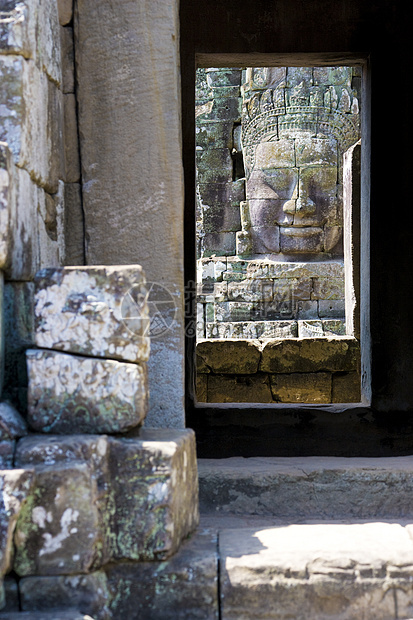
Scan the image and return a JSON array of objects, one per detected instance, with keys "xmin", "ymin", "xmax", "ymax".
[
  {"xmin": 34, "ymin": 266, "xmax": 150, "ymax": 363},
  {"xmin": 107, "ymin": 429, "xmax": 199, "ymax": 561},
  {"xmin": 270, "ymin": 372, "xmax": 332, "ymax": 403},
  {"xmin": 207, "ymin": 374, "xmax": 273, "ymax": 403},
  {"xmin": 13, "ymin": 461, "xmax": 103, "ymax": 576},
  {"xmin": 26, "ymin": 349, "xmax": 147, "ymax": 434},
  {"xmin": 220, "ymin": 523, "xmax": 413, "ymax": 619},
  {"xmin": 19, "ymin": 573, "xmax": 110, "ymax": 620},
  {"xmin": 107, "ymin": 530, "xmax": 218, "ymax": 619},
  {"xmin": 197, "ymin": 339, "xmax": 261, "ymax": 374},
  {"xmin": 198, "ymin": 456, "xmax": 413, "ymax": 519},
  {"xmin": 260, "ymin": 337, "xmax": 359, "ymax": 373},
  {"xmin": 0, "ymin": 469, "xmax": 35, "ymax": 576}
]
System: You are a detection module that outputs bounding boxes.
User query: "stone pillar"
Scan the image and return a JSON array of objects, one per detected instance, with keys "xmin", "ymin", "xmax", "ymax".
[{"xmin": 75, "ymin": 0, "xmax": 185, "ymax": 428}]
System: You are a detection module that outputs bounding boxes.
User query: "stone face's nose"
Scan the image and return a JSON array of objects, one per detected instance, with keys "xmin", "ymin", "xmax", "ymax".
[
  {"xmin": 282, "ymin": 195, "xmax": 316, "ymax": 216},
  {"xmin": 295, "ymin": 195, "xmax": 316, "ymax": 215}
]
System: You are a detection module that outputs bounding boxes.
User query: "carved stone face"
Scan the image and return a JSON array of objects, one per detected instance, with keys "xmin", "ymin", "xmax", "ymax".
[{"xmin": 246, "ymin": 132, "xmax": 342, "ymax": 256}]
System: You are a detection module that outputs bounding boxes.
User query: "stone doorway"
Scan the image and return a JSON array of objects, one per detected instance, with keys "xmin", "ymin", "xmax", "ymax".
[{"xmin": 194, "ymin": 65, "xmax": 362, "ymax": 406}]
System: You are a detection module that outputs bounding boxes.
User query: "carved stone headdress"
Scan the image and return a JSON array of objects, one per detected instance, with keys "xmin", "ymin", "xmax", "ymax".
[{"xmin": 241, "ymin": 67, "xmax": 360, "ymax": 176}]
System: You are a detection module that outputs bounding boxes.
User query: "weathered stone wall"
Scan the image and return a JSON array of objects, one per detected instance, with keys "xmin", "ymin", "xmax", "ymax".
[
  {"xmin": 0, "ymin": 3, "xmax": 200, "ymax": 616},
  {"xmin": 1, "ymin": 0, "xmax": 83, "ymax": 411},
  {"xmin": 197, "ymin": 337, "xmax": 361, "ymax": 403}
]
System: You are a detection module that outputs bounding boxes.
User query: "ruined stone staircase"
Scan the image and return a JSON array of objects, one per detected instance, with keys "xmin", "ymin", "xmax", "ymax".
[{"xmin": 108, "ymin": 456, "xmax": 413, "ymax": 620}]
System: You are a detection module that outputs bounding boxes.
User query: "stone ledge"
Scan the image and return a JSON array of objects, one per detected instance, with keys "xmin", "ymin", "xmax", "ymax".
[
  {"xmin": 198, "ymin": 456, "xmax": 413, "ymax": 519},
  {"xmin": 220, "ymin": 523, "xmax": 413, "ymax": 619}
]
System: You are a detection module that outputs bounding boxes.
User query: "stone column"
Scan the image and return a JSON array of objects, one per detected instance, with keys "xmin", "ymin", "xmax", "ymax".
[{"xmin": 75, "ymin": 0, "xmax": 185, "ymax": 427}]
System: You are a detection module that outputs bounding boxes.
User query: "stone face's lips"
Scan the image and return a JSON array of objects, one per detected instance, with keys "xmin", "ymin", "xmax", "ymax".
[{"xmin": 280, "ymin": 226, "xmax": 323, "ymax": 237}]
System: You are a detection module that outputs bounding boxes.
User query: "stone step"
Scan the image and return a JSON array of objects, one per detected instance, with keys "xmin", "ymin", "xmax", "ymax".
[
  {"xmin": 219, "ymin": 522, "xmax": 413, "ymax": 619},
  {"xmin": 198, "ymin": 456, "xmax": 413, "ymax": 519}
]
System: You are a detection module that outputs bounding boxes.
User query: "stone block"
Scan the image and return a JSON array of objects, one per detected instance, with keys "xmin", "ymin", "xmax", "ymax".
[
  {"xmin": 235, "ymin": 230, "xmax": 252, "ymax": 257},
  {"xmin": 0, "ymin": 442, "xmax": 14, "ymax": 469},
  {"xmin": 318, "ymin": 299, "xmax": 346, "ymax": 318},
  {"xmin": 64, "ymin": 183, "xmax": 84, "ymax": 265},
  {"xmin": 200, "ymin": 179, "xmax": 245, "ymax": 207},
  {"xmin": 312, "ymin": 276, "xmax": 345, "ymax": 300},
  {"xmin": 197, "ymin": 281, "xmax": 227, "ymax": 304},
  {"xmin": 195, "ymin": 121, "xmax": 233, "ymax": 150},
  {"xmin": 296, "ymin": 300, "xmax": 319, "ymax": 319},
  {"xmin": 3, "ymin": 281, "xmax": 34, "ymax": 407},
  {"xmin": 297, "ymin": 320, "xmax": 324, "ymax": 338},
  {"xmin": 202, "ymin": 204, "xmax": 241, "ymax": 233},
  {"xmin": 107, "ymin": 530, "xmax": 218, "ymax": 620},
  {"xmin": 196, "ymin": 339, "xmax": 261, "ymax": 374},
  {"xmin": 332, "ymin": 371, "xmax": 361, "ymax": 402},
  {"xmin": 0, "ymin": 57, "xmax": 63, "ymax": 194},
  {"xmin": 280, "ymin": 226, "xmax": 323, "ymax": 253},
  {"xmin": 0, "ymin": 2, "xmax": 33, "ymax": 56},
  {"xmin": 206, "ymin": 69, "xmax": 242, "ymax": 88},
  {"xmin": 57, "ymin": 0, "xmax": 73, "ymax": 25},
  {"xmin": 0, "ymin": 402, "xmax": 27, "ymax": 440},
  {"xmin": 220, "ymin": 523, "xmax": 413, "ymax": 620},
  {"xmin": 196, "ymin": 148, "xmax": 233, "ymax": 184},
  {"xmin": 227, "ymin": 280, "xmax": 273, "ymax": 303},
  {"xmin": 195, "ymin": 96, "xmax": 241, "ymax": 122},
  {"xmin": 198, "ymin": 257, "xmax": 227, "ymax": 283},
  {"xmin": 0, "ymin": 145, "xmax": 38, "ymax": 280},
  {"xmin": 63, "ymin": 94, "xmax": 80, "ymax": 182},
  {"xmin": 202, "ymin": 232, "xmax": 236, "ymax": 257},
  {"xmin": 37, "ymin": 181, "xmax": 66, "ymax": 271},
  {"xmin": 261, "ymin": 337, "xmax": 359, "ymax": 373},
  {"xmin": 35, "ymin": 0, "xmax": 62, "ymax": 84},
  {"xmin": 0, "ymin": 469, "xmax": 35, "ymax": 576},
  {"xmin": 207, "ymin": 374, "xmax": 272, "ymax": 403},
  {"xmin": 270, "ymin": 372, "xmax": 332, "ymax": 403},
  {"xmin": 324, "ymin": 225, "xmax": 343, "ymax": 253},
  {"xmin": 107, "ymin": 429, "xmax": 199, "ymax": 561},
  {"xmin": 251, "ymin": 225, "xmax": 280, "ymax": 254},
  {"xmin": 26, "ymin": 349, "xmax": 147, "ymax": 434},
  {"xmin": 19, "ymin": 60, "xmax": 64, "ymax": 193},
  {"xmin": 213, "ymin": 301, "xmax": 243, "ymax": 322},
  {"xmin": 60, "ymin": 26, "xmax": 75, "ymax": 93},
  {"xmin": 254, "ymin": 140, "xmax": 295, "ymax": 170},
  {"xmin": 322, "ymin": 319, "xmax": 346, "ymax": 336},
  {"xmin": 34, "ymin": 266, "xmax": 150, "ymax": 362},
  {"xmin": 13, "ymin": 462, "xmax": 103, "ymax": 576},
  {"xmin": 20, "ymin": 573, "xmax": 110, "ymax": 620},
  {"xmin": 248, "ymin": 198, "xmax": 293, "ymax": 227}
]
